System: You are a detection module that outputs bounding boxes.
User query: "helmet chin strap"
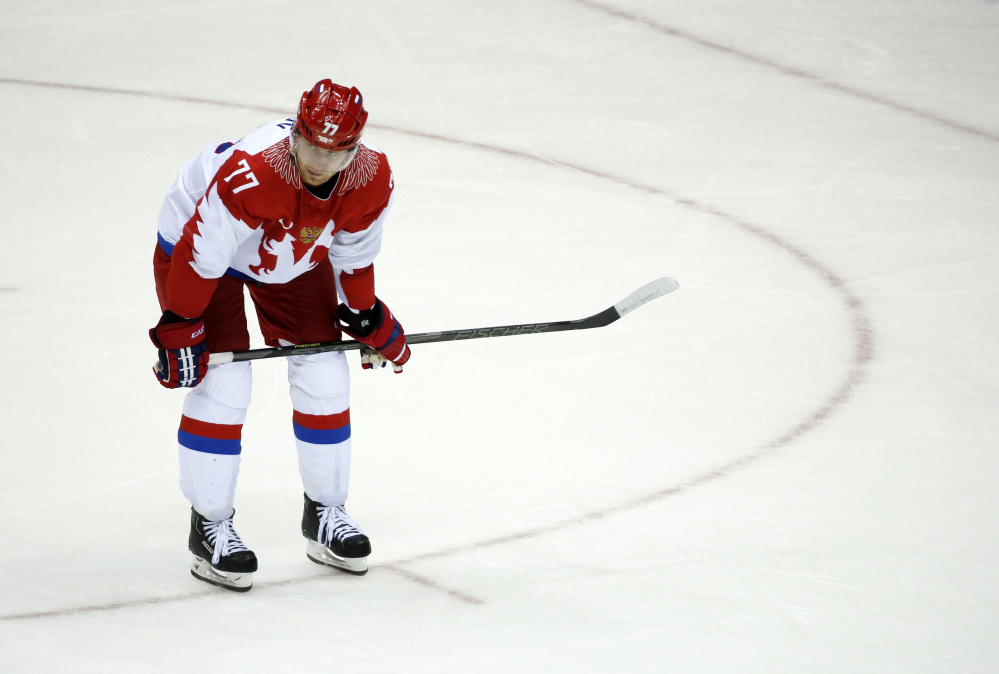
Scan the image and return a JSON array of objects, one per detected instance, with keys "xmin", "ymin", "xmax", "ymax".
[{"xmin": 290, "ymin": 146, "xmax": 356, "ymax": 196}]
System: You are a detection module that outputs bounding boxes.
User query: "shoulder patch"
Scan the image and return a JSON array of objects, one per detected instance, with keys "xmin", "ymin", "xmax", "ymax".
[
  {"xmin": 337, "ymin": 145, "xmax": 380, "ymax": 195},
  {"xmin": 263, "ymin": 138, "xmax": 302, "ymax": 189}
]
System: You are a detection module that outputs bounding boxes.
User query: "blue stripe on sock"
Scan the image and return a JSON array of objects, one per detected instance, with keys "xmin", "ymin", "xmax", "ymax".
[
  {"xmin": 293, "ymin": 422, "xmax": 352, "ymax": 445},
  {"xmin": 178, "ymin": 429, "xmax": 242, "ymax": 455}
]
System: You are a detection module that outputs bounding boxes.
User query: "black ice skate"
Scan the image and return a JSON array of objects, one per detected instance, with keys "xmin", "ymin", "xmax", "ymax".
[
  {"xmin": 301, "ymin": 494, "xmax": 371, "ymax": 575},
  {"xmin": 188, "ymin": 508, "xmax": 258, "ymax": 592}
]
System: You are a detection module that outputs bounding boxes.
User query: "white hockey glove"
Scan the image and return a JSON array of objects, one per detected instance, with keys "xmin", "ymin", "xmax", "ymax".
[{"xmin": 360, "ymin": 346, "xmax": 404, "ymax": 373}]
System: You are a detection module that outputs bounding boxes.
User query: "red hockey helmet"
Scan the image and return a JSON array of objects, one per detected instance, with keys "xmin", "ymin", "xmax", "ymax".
[{"xmin": 295, "ymin": 79, "xmax": 368, "ymax": 152}]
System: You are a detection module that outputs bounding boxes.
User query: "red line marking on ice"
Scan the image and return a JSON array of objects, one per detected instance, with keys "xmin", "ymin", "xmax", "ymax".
[
  {"xmin": 0, "ymin": 566, "xmax": 486, "ymax": 621},
  {"xmin": 386, "ymin": 142, "xmax": 875, "ymax": 567},
  {"xmin": 380, "ymin": 565, "xmax": 486, "ymax": 605},
  {"xmin": 567, "ymin": 0, "xmax": 999, "ymax": 145},
  {"xmin": 0, "ymin": 78, "xmax": 873, "ymax": 618},
  {"xmin": 0, "ymin": 590, "xmax": 217, "ymax": 621}
]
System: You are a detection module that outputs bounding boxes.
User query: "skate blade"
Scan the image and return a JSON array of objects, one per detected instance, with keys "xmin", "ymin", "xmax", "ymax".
[
  {"xmin": 306, "ymin": 539, "xmax": 368, "ymax": 575},
  {"xmin": 191, "ymin": 555, "xmax": 253, "ymax": 592}
]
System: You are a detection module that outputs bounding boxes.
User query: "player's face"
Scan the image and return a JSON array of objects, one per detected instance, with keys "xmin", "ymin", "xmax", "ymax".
[{"xmin": 291, "ymin": 133, "xmax": 357, "ymax": 186}]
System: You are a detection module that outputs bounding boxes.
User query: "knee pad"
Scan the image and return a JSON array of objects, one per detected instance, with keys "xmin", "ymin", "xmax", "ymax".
[
  {"xmin": 288, "ymin": 351, "xmax": 349, "ymax": 415},
  {"xmin": 183, "ymin": 361, "xmax": 252, "ymax": 425}
]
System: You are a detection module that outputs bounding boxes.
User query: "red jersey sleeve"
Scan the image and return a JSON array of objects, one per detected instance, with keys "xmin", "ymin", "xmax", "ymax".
[{"xmin": 338, "ymin": 264, "xmax": 376, "ymax": 310}]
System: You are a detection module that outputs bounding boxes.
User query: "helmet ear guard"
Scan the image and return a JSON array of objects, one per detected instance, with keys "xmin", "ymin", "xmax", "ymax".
[{"xmin": 295, "ymin": 79, "xmax": 368, "ymax": 152}]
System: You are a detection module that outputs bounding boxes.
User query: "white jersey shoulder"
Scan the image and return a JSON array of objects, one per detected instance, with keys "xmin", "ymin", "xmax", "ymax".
[{"xmin": 156, "ymin": 119, "xmax": 295, "ymax": 246}]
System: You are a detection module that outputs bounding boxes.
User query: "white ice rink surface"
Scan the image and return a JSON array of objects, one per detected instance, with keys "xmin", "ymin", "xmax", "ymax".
[{"xmin": 2, "ymin": 1, "xmax": 998, "ymax": 671}]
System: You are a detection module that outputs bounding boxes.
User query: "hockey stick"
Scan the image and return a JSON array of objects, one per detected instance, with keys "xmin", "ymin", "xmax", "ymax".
[{"xmin": 207, "ymin": 277, "xmax": 679, "ymax": 365}]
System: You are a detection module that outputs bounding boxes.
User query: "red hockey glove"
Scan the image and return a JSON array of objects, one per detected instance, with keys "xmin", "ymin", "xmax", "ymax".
[
  {"xmin": 149, "ymin": 311, "xmax": 209, "ymax": 388},
  {"xmin": 336, "ymin": 299, "xmax": 411, "ymax": 373}
]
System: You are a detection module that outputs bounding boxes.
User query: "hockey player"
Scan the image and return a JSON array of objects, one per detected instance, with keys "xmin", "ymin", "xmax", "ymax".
[{"xmin": 150, "ymin": 80, "xmax": 410, "ymax": 592}]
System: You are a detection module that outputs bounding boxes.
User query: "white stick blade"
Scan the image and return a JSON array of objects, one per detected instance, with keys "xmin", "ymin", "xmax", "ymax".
[{"xmin": 613, "ymin": 277, "xmax": 679, "ymax": 317}]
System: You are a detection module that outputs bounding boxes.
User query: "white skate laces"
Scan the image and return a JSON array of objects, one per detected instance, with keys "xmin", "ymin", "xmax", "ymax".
[
  {"xmin": 203, "ymin": 517, "xmax": 251, "ymax": 566},
  {"xmin": 317, "ymin": 504, "xmax": 365, "ymax": 545}
]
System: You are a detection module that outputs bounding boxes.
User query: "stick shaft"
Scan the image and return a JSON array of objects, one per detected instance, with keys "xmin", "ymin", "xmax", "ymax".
[{"xmin": 207, "ymin": 277, "xmax": 678, "ymax": 365}]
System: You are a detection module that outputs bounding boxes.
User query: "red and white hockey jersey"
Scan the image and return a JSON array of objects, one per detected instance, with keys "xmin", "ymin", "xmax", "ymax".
[{"xmin": 156, "ymin": 118, "xmax": 394, "ymax": 319}]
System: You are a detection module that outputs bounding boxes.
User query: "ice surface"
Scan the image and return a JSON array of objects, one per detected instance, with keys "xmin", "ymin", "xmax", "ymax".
[{"xmin": 1, "ymin": 1, "xmax": 998, "ymax": 672}]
